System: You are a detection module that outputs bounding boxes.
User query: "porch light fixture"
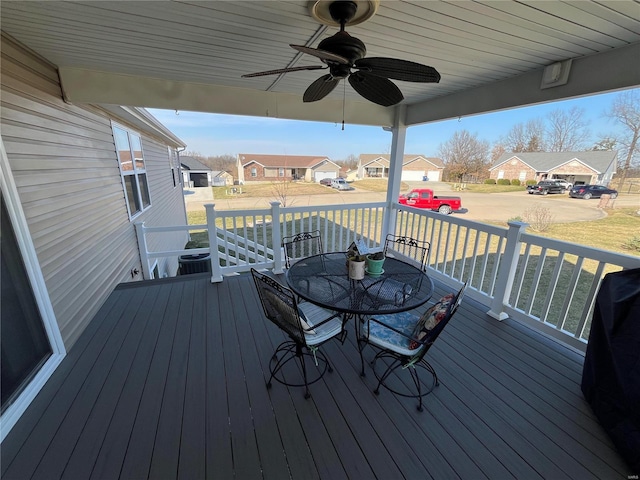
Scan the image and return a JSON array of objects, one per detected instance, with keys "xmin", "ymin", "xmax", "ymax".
[{"xmin": 540, "ymin": 59, "xmax": 572, "ymax": 89}]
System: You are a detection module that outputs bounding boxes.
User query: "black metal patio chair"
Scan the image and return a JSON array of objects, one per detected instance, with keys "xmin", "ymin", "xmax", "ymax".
[
  {"xmin": 282, "ymin": 230, "xmax": 323, "ymax": 268},
  {"xmin": 359, "ymin": 282, "xmax": 467, "ymax": 411},
  {"xmin": 383, "ymin": 234, "xmax": 430, "ymax": 271},
  {"xmin": 251, "ymin": 268, "xmax": 343, "ymax": 399}
]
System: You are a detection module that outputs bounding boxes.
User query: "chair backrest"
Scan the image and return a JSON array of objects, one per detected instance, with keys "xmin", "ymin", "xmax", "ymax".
[
  {"xmin": 383, "ymin": 234, "xmax": 429, "ymax": 271},
  {"xmin": 251, "ymin": 268, "xmax": 306, "ymax": 344},
  {"xmin": 412, "ymin": 281, "xmax": 467, "ymax": 360},
  {"xmin": 282, "ymin": 230, "xmax": 323, "ymax": 268}
]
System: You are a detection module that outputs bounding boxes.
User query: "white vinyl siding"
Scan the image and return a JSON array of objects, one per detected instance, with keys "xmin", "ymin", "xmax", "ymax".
[{"xmin": 0, "ymin": 35, "xmax": 187, "ymax": 348}]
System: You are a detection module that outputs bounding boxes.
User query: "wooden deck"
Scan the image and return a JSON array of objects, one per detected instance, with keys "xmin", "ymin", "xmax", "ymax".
[{"xmin": 1, "ymin": 272, "xmax": 630, "ymax": 479}]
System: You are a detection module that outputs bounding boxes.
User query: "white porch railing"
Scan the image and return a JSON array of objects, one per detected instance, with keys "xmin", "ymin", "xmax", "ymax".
[{"xmin": 135, "ymin": 201, "xmax": 640, "ymax": 351}]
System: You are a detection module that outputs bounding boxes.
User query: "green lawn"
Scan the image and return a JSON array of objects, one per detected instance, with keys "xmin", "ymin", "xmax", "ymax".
[
  {"xmin": 212, "ymin": 181, "xmax": 332, "ymax": 199},
  {"xmin": 460, "ymin": 184, "xmax": 527, "ymax": 193}
]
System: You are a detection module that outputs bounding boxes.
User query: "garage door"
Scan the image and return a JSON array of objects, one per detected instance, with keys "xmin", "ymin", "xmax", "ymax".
[
  {"xmin": 315, "ymin": 171, "xmax": 337, "ymax": 182},
  {"xmin": 427, "ymin": 170, "xmax": 441, "ymax": 182},
  {"xmin": 401, "ymin": 170, "xmax": 425, "ymax": 181}
]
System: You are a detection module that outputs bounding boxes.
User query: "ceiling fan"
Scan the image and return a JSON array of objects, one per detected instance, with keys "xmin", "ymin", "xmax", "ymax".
[{"xmin": 241, "ymin": 0, "xmax": 440, "ymax": 107}]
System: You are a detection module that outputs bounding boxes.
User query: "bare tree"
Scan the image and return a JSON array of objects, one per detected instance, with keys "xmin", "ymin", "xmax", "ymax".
[
  {"xmin": 502, "ymin": 119, "xmax": 546, "ymax": 152},
  {"xmin": 545, "ymin": 106, "xmax": 590, "ymax": 152},
  {"xmin": 592, "ymin": 137, "xmax": 618, "ymax": 151},
  {"xmin": 271, "ymin": 180, "xmax": 295, "ymax": 208},
  {"xmin": 490, "ymin": 144, "xmax": 506, "ymax": 163},
  {"xmin": 605, "ymin": 90, "xmax": 640, "ymax": 186},
  {"xmin": 438, "ymin": 130, "xmax": 490, "ymax": 181}
]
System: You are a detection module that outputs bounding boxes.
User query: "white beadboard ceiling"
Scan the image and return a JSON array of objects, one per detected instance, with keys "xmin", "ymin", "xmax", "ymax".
[{"xmin": 1, "ymin": 1, "xmax": 639, "ymax": 127}]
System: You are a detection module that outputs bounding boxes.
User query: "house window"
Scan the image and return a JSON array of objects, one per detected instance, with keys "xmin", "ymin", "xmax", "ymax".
[
  {"xmin": 279, "ymin": 168, "xmax": 285, "ymax": 177},
  {"xmin": 519, "ymin": 171, "xmax": 527, "ymax": 181},
  {"xmin": 250, "ymin": 167, "xmax": 257, "ymax": 177},
  {"xmin": 497, "ymin": 170, "xmax": 504, "ymax": 179},
  {"xmin": 113, "ymin": 124, "xmax": 151, "ymax": 218}
]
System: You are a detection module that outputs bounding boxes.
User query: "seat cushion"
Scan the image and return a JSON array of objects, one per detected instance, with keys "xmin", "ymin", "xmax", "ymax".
[
  {"xmin": 367, "ymin": 311, "xmax": 422, "ymax": 357},
  {"xmin": 409, "ymin": 293, "xmax": 454, "ymax": 349},
  {"xmin": 298, "ymin": 302, "xmax": 342, "ymax": 346}
]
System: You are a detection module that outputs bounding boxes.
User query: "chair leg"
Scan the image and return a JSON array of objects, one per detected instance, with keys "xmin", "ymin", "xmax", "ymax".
[
  {"xmin": 297, "ymin": 344, "xmax": 311, "ymax": 399},
  {"xmin": 266, "ymin": 340, "xmax": 331, "ymax": 398},
  {"xmin": 370, "ymin": 353, "xmax": 438, "ymax": 411}
]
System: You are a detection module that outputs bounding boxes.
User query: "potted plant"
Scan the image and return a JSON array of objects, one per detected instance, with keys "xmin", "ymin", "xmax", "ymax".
[{"xmin": 366, "ymin": 251, "xmax": 385, "ymax": 276}]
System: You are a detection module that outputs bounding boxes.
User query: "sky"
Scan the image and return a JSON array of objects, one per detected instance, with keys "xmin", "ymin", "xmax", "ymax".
[{"xmin": 147, "ymin": 89, "xmax": 634, "ymax": 161}]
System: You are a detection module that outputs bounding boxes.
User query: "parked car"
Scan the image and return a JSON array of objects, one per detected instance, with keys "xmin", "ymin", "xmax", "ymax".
[
  {"xmin": 319, "ymin": 177, "xmax": 333, "ymax": 186},
  {"xmin": 569, "ymin": 184, "xmax": 618, "ymax": 199},
  {"xmin": 331, "ymin": 178, "xmax": 351, "ymax": 190},
  {"xmin": 398, "ymin": 188, "xmax": 462, "ymax": 214},
  {"xmin": 526, "ymin": 180, "xmax": 565, "ymax": 195},
  {"xmin": 552, "ymin": 179, "xmax": 573, "ymax": 190}
]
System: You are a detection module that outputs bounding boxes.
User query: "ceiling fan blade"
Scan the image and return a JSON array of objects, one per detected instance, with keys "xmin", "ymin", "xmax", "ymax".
[
  {"xmin": 303, "ymin": 74, "xmax": 340, "ymax": 102},
  {"xmin": 242, "ymin": 65, "xmax": 327, "ymax": 78},
  {"xmin": 290, "ymin": 45, "xmax": 350, "ymax": 65},
  {"xmin": 348, "ymin": 72, "xmax": 404, "ymax": 107},
  {"xmin": 354, "ymin": 57, "xmax": 441, "ymax": 83}
]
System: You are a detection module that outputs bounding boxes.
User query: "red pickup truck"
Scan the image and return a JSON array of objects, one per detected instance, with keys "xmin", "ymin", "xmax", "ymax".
[{"xmin": 398, "ymin": 188, "xmax": 462, "ymax": 215}]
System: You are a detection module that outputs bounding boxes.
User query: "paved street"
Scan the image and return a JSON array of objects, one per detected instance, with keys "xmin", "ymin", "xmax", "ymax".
[{"xmin": 184, "ymin": 182, "xmax": 639, "ymax": 225}]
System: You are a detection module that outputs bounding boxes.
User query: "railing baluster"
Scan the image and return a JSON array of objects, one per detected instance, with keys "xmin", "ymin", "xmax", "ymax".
[{"xmin": 558, "ymin": 256, "xmax": 584, "ymax": 331}]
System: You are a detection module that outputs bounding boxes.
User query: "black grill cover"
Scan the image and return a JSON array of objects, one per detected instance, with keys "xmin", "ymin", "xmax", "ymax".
[{"xmin": 581, "ymin": 268, "xmax": 640, "ymax": 472}]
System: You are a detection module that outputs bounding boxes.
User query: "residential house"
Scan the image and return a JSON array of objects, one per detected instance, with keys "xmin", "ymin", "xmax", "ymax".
[
  {"xmin": 489, "ymin": 151, "xmax": 618, "ymax": 185},
  {"xmin": 237, "ymin": 154, "xmax": 341, "ymax": 183},
  {"xmin": 211, "ymin": 170, "xmax": 234, "ymax": 186},
  {"xmin": 1, "ymin": 34, "xmax": 188, "ymax": 436},
  {"xmin": 357, "ymin": 154, "xmax": 445, "ymax": 181},
  {"xmin": 181, "ymin": 155, "xmax": 212, "ymax": 187}
]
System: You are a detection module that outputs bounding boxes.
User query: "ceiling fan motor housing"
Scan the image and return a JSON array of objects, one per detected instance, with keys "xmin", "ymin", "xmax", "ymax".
[{"xmin": 318, "ymin": 31, "xmax": 366, "ymax": 65}]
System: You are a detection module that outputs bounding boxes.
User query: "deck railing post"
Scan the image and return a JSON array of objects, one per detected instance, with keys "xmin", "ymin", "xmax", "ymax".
[
  {"xmin": 134, "ymin": 221, "xmax": 152, "ymax": 279},
  {"xmin": 487, "ymin": 221, "xmax": 528, "ymax": 321},
  {"xmin": 270, "ymin": 202, "xmax": 284, "ymax": 274},
  {"xmin": 204, "ymin": 203, "xmax": 223, "ymax": 283}
]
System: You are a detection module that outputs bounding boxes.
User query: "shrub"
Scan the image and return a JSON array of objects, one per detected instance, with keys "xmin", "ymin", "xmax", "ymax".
[
  {"xmin": 622, "ymin": 235, "xmax": 640, "ymax": 252},
  {"xmin": 526, "ymin": 180, "xmax": 537, "ymax": 186},
  {"xmin": 497, "ymin": 179, "xmax": 511, "ymax": 186},
  {"xmin": 484, "ymin": 178, "xmax": 496, "ymax": 184},
  {"xmin": 523, "ymin": 206, "xmax": 553, "ymax": 232},
  {"xmin": 508, "ymin": 216, "xmax": 524, "ymax": 223},
  {"xmin": 511, "ymin": 179, "xmax": 521, "ymax": 186}
]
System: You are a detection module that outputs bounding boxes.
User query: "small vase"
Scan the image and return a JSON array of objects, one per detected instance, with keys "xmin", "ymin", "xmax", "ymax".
[{"xmin": 348, "ymin": 258, "xmax": 366, "ymax": 280}]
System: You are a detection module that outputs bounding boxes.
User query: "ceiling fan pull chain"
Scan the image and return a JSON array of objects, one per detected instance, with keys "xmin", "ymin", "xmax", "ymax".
[{"xmin": 342, "ymin": 81, "xmax": 346, "ymax": 130}]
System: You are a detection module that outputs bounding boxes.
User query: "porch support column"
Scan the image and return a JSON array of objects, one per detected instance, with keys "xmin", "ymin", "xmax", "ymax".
[
  {"xmin": 134, "ymin": 222, "xmax": 152, "ymax": 279},
  {"xmin": 271, "ymin": 202, "xmax": 285, "ymax": 274},
  {"xmin": 487, "ymin": 221, "xmax": 528, "ymax": 321},
  {"xmin": 381, "ymin": 105, "xmax": 407, "ymax": 242},
  {"xmin": 204, "ymin": 204, "xmax": 223, "ymax": 283}
]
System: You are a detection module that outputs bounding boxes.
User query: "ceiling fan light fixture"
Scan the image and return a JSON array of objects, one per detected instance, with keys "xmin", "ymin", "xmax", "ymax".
[{"xmin": 309, "ymin": 0, "xmax": 379, "ymax": 27}]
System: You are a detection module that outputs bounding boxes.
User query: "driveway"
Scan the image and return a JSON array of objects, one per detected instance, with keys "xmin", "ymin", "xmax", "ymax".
[{"xmin": 185, "ymin": 183, "xmax": 638, "ymax": 225}]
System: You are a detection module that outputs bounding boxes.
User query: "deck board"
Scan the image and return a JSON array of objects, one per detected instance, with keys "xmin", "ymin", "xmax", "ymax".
[{"xmin": 1, "ymin": 272, "xmax": 631, "ymax": 480}]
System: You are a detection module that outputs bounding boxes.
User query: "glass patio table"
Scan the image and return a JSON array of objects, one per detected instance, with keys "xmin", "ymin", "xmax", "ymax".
[{"xmin": 285, "ymin": 252, "xmax": 434, "ymax": 316}]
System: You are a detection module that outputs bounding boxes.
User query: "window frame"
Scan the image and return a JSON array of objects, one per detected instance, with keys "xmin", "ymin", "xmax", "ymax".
[{"xmin": 112, "ymin": 122, "xmax": 151, "ymax": 219}]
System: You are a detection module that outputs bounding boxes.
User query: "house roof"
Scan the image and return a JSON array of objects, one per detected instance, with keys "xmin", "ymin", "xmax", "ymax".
[
  {"xmin": 180, "ymin": 156, "xmax": 211, "ymax": 171},
  {"xmin": 490, "ymin": 151, "xmax": 618, "ymax": 174},
  {"xmin": 238, "ymin": 154, "xmax": 333, "ymax": 169},
  {"xmin": 211, "ymin": 170, "xmax": 232, "ymax": 178},
  {"xmin": 2, "ymin": 2, "xmax": 637, "ymax": 127},
  {"xmin": 359, "ymin": 154, "xmax": 445, "ymax": 168}
]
